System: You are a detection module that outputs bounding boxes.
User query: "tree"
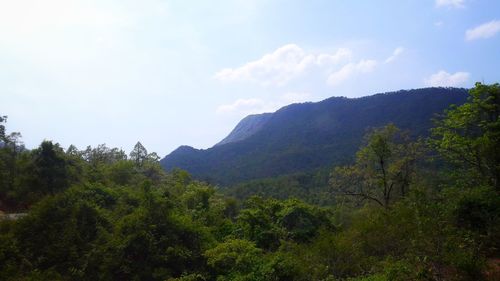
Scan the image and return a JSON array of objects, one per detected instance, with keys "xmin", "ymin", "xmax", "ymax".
[
  {"xmin": 204, "ymin": 239, "xmax": 263, "ymax": 281},
  {"xmin": 0, "ymin": 116, "xmax": 24, "ymax": 201},
  {"xmin": 8, "ymin": 140, "xmax": 74, "ymax": 203},
  {"xmin": 31, "ymin": 141, "xmax": 70, "ymax": 194},
  {"xmin": 0, "ymin": 115, "xmax": 6, "ymax": 144},
  {"xmin": 0, "ymin": 116, "xmax": 24, "ymax": 151},
  {"xmin": 277, "ymin": 199, "xmax": 329, "ymax": 242},
  {"xmin": 431, "ymin": 82, "xmax": 500, "ymax": 190},
  {"xmin": 65, "ymin": 145, "xmax": 80, "ymax": 157},
  {"xmin": 130, "ymin": 141, "xmax": 148, "ymax": 166},
  {"xmin": 12, "ymin": 189, "xmax": 110, "ymax": 279},
  {"xmin": 330, "ymin": 124, "xmax": 423, "ymax": 209},
  {"xmin": 146, "ymin": 152, "xmax": 160, "ymax": 162},
  {"xmin": 83, "ymin": 144, "xmax": 127, "ymax": 166}
]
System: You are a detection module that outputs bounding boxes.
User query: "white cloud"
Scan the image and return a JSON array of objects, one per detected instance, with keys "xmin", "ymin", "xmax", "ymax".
[
  {"xmin": 316, "ymin": 48, "xmax": 352, "ymax": 65},
  {"xmin": 435, "ymin": 0, "xmax": 465, "ymax": 8},
  {"xmin": 384, "ymin": 47, "xmax": 404, "ymax": 63},
  {"xmin": 424, "ymin": 70, "xmax": 470, "ymax": 87},
  {"xmin": 435, "ymin": 21, "xmax": 444, "ymax": 27},
  {"xmin": 327, "ymin": 60, "xmax": 377, "ymax": 86},
  {"xmin": 216, "ymin": 92, "xmax": 312, "ymax": 115},
  {"xmin": 214, "ymin": 44, "xmax": 351, "ymax": 86},
  {"xmin": 214, "ymin": 44, "xmax": 406, "ymax": 88},
  {"xmin": 465, "ymin": 20, "xmax": 500, "ymax": 41}
]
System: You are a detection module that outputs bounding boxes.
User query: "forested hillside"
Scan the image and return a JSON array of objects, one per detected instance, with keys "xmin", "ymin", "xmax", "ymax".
[
  {"xmin": 0, "ymin": 83, "xmax": 499, "ymax": 280},
  {"xmin": 161, "ymin": 88, "xmax": 468, "ymax": 185}
]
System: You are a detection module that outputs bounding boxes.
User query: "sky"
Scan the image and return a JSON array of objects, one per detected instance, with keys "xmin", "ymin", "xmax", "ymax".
[{"xmin": 1, "ymin": 0, "xmax": 499, "ymax": 157}]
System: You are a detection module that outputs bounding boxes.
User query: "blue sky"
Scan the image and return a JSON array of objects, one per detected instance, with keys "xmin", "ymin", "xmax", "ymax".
[{"xmin": 1, "ymin": 0, "xmax": 499, "ymax": 156}]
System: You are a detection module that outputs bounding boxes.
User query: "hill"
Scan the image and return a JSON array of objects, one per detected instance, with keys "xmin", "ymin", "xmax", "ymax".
[
  {"xmin": 161, "ymin": 88, "xmax": 469, "ymax": 185},
  {"xmin": 215, "ymin": 113, "xmax": 273, "ymax": 146}
]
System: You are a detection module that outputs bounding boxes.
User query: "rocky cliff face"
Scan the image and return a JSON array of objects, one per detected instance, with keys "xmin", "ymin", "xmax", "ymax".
[{"xmin": 215, "ymin": 113, "xmax": 273, "ymax": 146}]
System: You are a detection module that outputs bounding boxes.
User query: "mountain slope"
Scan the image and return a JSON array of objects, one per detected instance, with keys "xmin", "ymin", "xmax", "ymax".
[
  {"xmin": 161, "ymin": 88, "xmax": 469, "ymax": 185},
  {"xmin": 215, "ymin": 113, "xmax": 273, "ymax": 146}
]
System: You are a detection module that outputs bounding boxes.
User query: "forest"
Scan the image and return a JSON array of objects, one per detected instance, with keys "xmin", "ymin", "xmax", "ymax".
[{"xmin": 0, "ymin": 82, "xmax": 499, "ymax": 281}]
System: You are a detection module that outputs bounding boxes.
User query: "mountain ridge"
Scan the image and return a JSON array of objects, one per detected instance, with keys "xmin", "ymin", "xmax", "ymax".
[
  {"xmin": 161, "ymin": 87, "xmax": 469, "ymax": 185},
  {"xmin": 215, "ymin": 113, "xmax": 273, "ymax": 146}
]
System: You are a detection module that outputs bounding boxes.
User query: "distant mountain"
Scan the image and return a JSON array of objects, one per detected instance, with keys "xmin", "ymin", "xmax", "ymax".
[{"xmin": 161, "ymin": 88, "xmax": 469, "ymax": 185}]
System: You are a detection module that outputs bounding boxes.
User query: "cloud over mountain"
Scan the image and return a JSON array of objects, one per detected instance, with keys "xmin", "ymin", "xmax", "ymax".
[
  {"xmin": 424, "ymin": 70, "xmax": 470, "ymax": 87},
  {"xmin": 214, "ymin": 44, "xmax": 351, "ymax": 86}
]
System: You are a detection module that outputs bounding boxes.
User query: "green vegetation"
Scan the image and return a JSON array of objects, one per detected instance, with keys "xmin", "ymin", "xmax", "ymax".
[
  {"xmin": 0, "ymin": 83, "xmax": 499, "ymax": 280},
  {"xmin": 331, "ymin": 124, "xmax": 424, "ymax": 209}
]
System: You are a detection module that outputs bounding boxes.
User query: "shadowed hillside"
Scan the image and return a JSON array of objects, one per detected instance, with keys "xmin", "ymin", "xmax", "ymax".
[{"xmin": 161, "ymin": 88, "xmax": 469, "ymax": 185}]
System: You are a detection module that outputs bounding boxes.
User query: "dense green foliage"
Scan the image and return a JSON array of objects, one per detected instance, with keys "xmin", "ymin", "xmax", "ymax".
[
  {"xmin": 1, "ymin": 84, "xmax": 499, "ymax": 280},
  {"xmin": 162, "ymin": 88, "xmax": 468, "ymax": 185},
  {"xmin": 431, "ymin": 83, "xmax": 500, "ymax": 191},
  {"xmin": 222, "ymin": 169, "xmax": 334, "ymax": 206}
]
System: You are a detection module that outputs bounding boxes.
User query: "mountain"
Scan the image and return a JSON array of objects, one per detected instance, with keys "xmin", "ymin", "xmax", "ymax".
[
  {"xmin": 215, "ymin": 113, "xmax": 273, "ymax": 146},
  {"xmin": 161, "ymin": 88, "xmax": 469, "ymax": 185}
]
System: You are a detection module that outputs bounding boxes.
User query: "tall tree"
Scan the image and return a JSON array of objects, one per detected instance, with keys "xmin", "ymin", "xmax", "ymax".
[
  {"xmin": 431, "ymin": 82, "xmax": 500, "ymax": 190},
  {"xmin": 0, "ymin": 115, "xmax": 6, "ymax": 144},
  {"xmin": 0, "ymin": 116, "xmax": 23, "ymax": 150},
  {"xmin": 130, "ymin": 141, "xmax": 148, "ymax": 166},
  {"xmin": 31, "ymin": 141, "xmax": 70, "ymax": 194},
  {"xmin": 0, "ymin": 116, "xmax": 24, "ymax": 200},
  {"xmin": 330, "ymin": 124, "xmax": 423, "ymax": 208}
]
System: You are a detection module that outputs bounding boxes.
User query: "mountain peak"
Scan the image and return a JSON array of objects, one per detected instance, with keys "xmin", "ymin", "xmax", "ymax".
[{"xmin": 215, "ymin": 113, "xmax": 273, "ymax": 146}]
